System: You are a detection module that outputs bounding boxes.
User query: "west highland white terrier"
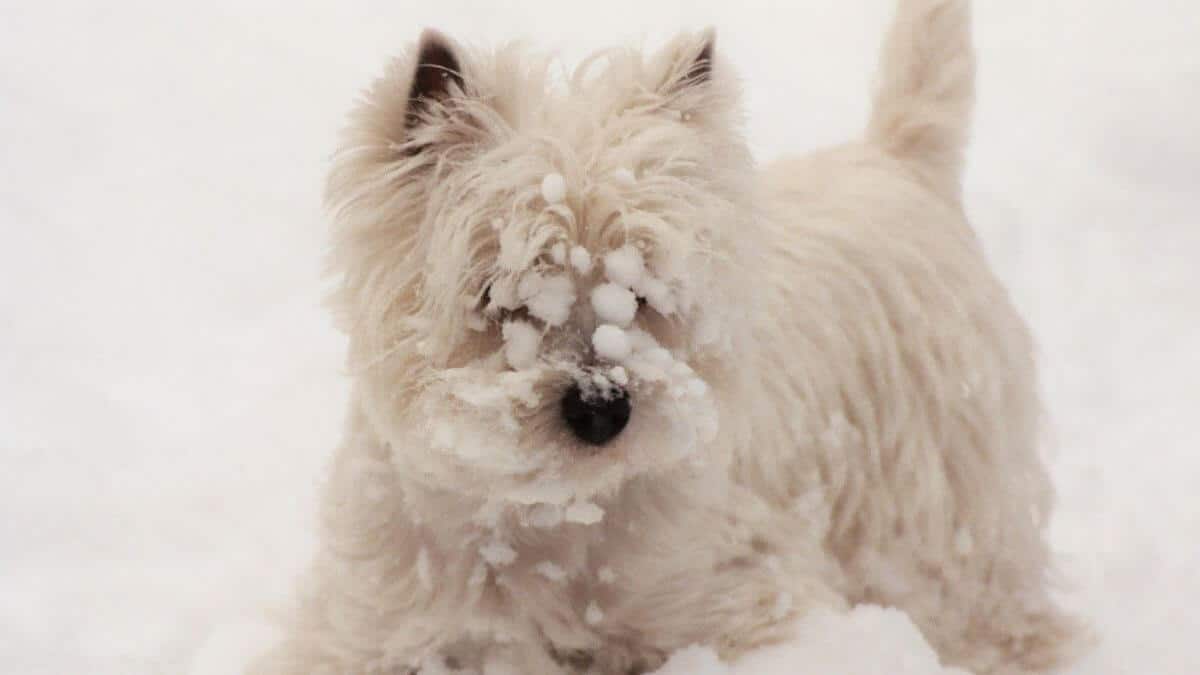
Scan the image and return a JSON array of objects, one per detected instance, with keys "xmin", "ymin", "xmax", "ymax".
[{"xmin": 251, "ymin": 1, "xmax": 1083, "ymax": 673}]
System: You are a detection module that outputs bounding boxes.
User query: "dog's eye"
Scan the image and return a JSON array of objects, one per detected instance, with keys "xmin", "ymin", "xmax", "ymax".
[
  {"xmin": 636, "ymin": 296, "xmax": 648, "ymax": 309},
  {"xmin": 478, "ymin": 282, "xmax": 527, "ymax": 322},
  {"xmin": 479, "ymin": 283, "xmax": 505, "ymax": 319}
]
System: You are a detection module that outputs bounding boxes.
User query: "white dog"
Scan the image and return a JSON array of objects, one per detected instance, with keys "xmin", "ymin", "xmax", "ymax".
[{"xmin": 251, "ymin": 1, "xmax": 1083, "ymax": 673}]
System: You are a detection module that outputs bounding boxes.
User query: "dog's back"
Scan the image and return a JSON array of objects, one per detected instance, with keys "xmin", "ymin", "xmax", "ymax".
[
  {"xmin": 755, "ymin": 2, "xmax": 1086, "ymax": 672},
  {"xmin": 766, "ymin": 0, "xmax": 974, "ymax": 201}
]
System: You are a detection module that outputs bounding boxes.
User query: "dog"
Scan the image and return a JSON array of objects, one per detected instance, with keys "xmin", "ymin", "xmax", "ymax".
[{"xmin": 250, "ymin": 1, "xmax": 1083, "ymax": 673}]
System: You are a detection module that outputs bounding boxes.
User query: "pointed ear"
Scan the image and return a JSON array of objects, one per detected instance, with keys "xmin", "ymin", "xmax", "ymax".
[
  {"xmin": 686, "ymin": 28, "xmax": 716, "ymax": 85},
  {"xmin": 660, "ymin": 28, "xmax": 717, "ymax": 95},
  {"xmin": 407, "ymin": 29, "xmax": 465, "ymax": 127}
]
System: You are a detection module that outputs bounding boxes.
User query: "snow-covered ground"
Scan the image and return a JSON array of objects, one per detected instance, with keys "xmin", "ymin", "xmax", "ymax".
[{"xmin": 2, "ymin": 1, "xmax": 1197, "ymax": 673}]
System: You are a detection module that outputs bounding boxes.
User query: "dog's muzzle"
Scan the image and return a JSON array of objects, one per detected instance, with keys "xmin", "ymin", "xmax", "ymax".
[{"xmin": 561, "ymin": 383, "xmax": 631, "ymax": 446}]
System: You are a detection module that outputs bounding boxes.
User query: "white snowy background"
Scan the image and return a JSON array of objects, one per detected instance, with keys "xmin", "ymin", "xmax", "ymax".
[{"xmin": 2, "ymin": 1, "xmax": 1198, "ymax": 673}]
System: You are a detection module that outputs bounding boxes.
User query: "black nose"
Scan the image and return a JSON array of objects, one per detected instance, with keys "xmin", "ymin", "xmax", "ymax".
[{"xmin": 561, "ymin": 383, "xmax": 631, "ymax": 446}]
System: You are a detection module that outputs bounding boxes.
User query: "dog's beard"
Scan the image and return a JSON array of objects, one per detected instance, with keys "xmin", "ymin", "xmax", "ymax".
[{"xmin": 372, "ymin": 339, "xmax": 722, "ymax": 521}]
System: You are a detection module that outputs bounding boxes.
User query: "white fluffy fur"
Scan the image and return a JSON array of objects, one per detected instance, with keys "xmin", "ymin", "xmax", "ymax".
[{"xmin": 250, "ymin": 2, "xmax": 1084, "ymax": 673}]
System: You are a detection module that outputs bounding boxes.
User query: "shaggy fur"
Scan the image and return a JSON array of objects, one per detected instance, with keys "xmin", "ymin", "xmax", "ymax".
[{"xmin": 251, "ymin": 2, "xmax": 1084, "ymax": 673}]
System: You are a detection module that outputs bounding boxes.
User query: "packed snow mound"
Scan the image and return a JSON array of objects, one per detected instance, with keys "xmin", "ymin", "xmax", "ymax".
[
  {"xmin": 199, "ymin": 605, "xmax": 967, "ymax": 674},
  {"xmin": 189, "ymin": 619, "xmax": 280, "ymax": 675},
  {"xmin": 651, "ymin": 606, "xmax": 971, "ymax": 675}
]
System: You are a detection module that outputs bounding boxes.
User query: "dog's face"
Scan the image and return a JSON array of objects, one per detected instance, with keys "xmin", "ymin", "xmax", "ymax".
[{"xmin": 327, "ymin": 30, "xmax": 760, "ymax": 514}]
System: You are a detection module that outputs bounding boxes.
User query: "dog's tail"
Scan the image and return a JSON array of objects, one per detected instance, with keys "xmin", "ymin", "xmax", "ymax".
[{"xmin": 866, "ymin": 0, "xmax": 975, "ymax": 201}]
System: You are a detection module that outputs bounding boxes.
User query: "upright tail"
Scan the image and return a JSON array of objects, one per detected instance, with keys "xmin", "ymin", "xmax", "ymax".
[{"xmin": 866, "ymin": 0, "xmax": 975, "ymax": 201}]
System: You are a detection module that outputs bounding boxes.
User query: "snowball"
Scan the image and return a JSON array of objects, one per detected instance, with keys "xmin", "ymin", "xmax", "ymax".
[
  {"xmin": 584, "ymin": 601, "xmax": 604, "ymax": 625},
  {"xmin": 487, "ymin": 276, "xmax": 520, "ymax": 311},
  {"xmin": 626, "ymin": 327, "xmax": 660, "ymax": 354},
  {"xmin": 609, "ymin": 366, "xmax": 629, "ymax": 387},
  {"xmin": 646, "ymin": 347, "xmax": 673, "ymax": 367},
  {"xmin": 597, "ymin": 566, "xmax": 617, "ymax": 584},
  {"xmin": 671, "ymin": 362, "xmax": 694, "ymax": 378},
  {"xmin": 591, "ymin": 283, "xmax": 638, "ymax": 326},
  {"xmin": 534, "ymin": 561, "xmax": 567, "ymax": 583},
  {"xmin": 592, "ymin": 325, "xmax": 631, "ymax": 361},
  {"xmin": 502, "ymin": 321, "xmax": 541, "ymax": 370},
  {"xmin": 604, "ymin": 245, "xmax": 645, "ymax": 288},
  {"xmin": 550, "ymin": 242, "xmax": 567, "ymax": 265},
  {"xmin": 541, "ymin": 172, "xmax": 567, "ymax": 204},
  {"xmin": 527, "ymin": 503, "xmax": 564, "ymax": 529},
  {"xmin": 565, "ymin": 500, "xmax": 605, "ymax": 525},
  {"xmin": 613, "ymin": 167, "xmax": 636, "ymax": 186},
  {"xmin": 520, "ymin": 273, "xmax": 575, "ymax": 327},
  {"xmin": 480, "ymin": 541, "xmax": 518, "ymax": 567},
  {"xmin": 570, "ymin": 246, "xmax": 593, "ymax": 275},
  {"xmin": 635, "ymin": 276, "xmax": 676, "ymax": 315}
]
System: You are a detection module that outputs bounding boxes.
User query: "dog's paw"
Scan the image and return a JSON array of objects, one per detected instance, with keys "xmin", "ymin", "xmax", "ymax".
[
  {"xmin": 938, "ymin": 603, "xmax": 1091, "ymax": 675},
  {"xmin": 994, "ymin": 608, "xmax": 1092, "ymax": 675}
]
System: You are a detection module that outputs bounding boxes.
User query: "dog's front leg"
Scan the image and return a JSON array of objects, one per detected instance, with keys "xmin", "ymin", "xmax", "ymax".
[
  {"xmin": 247, "ymin": 421, "xmax": 457, "ymax": 674},
  {"xmin": 591, "ymin": 502, "xmax": 847, "ymax": 672},
  {"xmin": 401, "ymin": 641, "xmax": 568, "ymax": 675}
]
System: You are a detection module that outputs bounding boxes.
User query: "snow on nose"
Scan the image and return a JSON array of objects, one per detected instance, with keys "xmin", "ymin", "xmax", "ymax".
[{"xmin": 561, "ymin": 382, "xmax": 631, "ymax": 446}]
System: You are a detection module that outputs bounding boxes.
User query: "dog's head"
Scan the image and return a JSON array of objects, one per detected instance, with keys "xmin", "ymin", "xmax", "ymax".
[{"xmin": 327, "ymin": 30, "xmax": 759, "ymax": 517}]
